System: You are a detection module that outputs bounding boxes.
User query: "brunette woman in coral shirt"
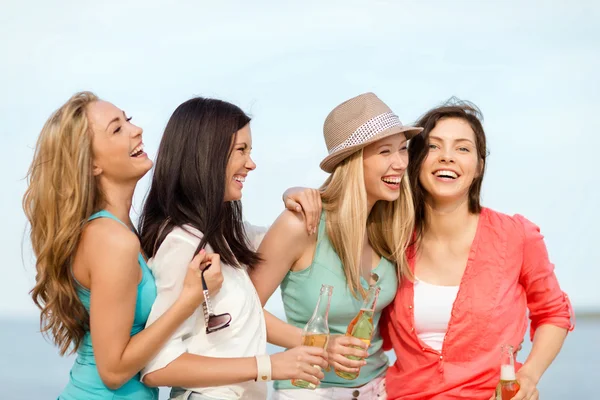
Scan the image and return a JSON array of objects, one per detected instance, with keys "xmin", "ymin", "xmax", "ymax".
[{"xmin": 381, "ymin": 100, "xmax": 574, "ymax": 400}]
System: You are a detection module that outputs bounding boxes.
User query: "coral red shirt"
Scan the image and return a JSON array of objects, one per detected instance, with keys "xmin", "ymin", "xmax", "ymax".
[{"xmin": 381, "ymin": 208, "xmax": 574, "ymax": 400}]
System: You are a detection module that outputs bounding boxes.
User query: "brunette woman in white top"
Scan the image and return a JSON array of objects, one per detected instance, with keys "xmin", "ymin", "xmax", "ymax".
[{"xmin": 137, "ymin": 97, "xmax": 328, "ymax": 399}]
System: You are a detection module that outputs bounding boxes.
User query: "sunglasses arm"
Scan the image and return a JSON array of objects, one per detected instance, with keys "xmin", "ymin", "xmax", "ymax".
[{"xmin": 202, "ymin": 289, "xmax": 215, "ymax": 323}]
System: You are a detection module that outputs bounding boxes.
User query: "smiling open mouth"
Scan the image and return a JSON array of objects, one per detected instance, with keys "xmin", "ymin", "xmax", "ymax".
[
  {"xmin": 382, "ymin": 176, "xmax": 401, "ymax": 184},
  {"xmin": 130, "ymin": 143, "xmax": 144, "ymax": 157},
  {"xmin": 381, "ymin": 176, "xmax": 401, "ymax": 189},
  {"xmin": 434, "ymin": 170, "xmax": 458, "ymax": 180}
]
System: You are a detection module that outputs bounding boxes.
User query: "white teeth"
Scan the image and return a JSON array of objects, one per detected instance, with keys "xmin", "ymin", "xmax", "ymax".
[
  {"xmin": 130, "ymin": 143, "xmax": 144, "ymax": 156},
  {"xmin": 382, "ymin": 176, "xmax": 401, "ymax": 184},
  {"xmin": 234, "ymin": 176, "xmax": 245, "ymax": 183},
  {"xmin": 434, "ymin": 170, "xmax": 458, "ymax": 179}
]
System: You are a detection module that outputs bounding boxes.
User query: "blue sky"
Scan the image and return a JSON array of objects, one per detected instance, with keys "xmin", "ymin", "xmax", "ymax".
[{"xmin": 1, "ymin": 0, "xmax": 598, "ymax": 318}]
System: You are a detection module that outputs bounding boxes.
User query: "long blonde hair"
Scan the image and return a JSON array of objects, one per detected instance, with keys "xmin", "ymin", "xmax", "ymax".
[
  {"xmin": 320, "ymin": 149, "xmax": 415, "ymax": 298},
  {"xmin": 23, "ymin": 91, "xmax": 103, "ymax": 355}
]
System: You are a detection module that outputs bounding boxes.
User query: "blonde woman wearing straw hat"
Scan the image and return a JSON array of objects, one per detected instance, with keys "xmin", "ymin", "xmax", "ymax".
[{"xmin": 249, "ymin": 93, "xmax": 421, "ymax": 399}]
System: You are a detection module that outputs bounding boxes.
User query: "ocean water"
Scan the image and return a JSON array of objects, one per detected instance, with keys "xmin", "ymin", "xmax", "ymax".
[{"xmin": 0, "ymin": 318, "xmax": 597, "ymax": 400}]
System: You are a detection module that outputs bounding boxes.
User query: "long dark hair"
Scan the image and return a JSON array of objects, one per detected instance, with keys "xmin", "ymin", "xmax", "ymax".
[
  {"xmin": 408, "ymin": 98, "xmax": 487, "ymax": 244},
  {"xmin": 139, "ymin": 97, "xmax": 260, "ymax": 268}
]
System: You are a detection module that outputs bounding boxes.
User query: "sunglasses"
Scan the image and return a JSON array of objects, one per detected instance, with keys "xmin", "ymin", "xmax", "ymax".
[{"xmin": 201, "ymin": 264, "xmax": 232, "ymax": 334}]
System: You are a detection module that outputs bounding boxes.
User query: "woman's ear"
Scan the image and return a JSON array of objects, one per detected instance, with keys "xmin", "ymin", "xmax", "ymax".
[{"xmin": 93, "ymin": 163, "xmax": 102, "ymax": 176}]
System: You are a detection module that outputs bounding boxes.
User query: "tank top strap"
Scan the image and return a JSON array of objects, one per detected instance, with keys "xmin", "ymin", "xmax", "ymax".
[
  {"xmin": 137, "ymin": 253, "xmax": 153, "ymax": 284},
  {"xmin": 88, "ymin": 210, "xmax": 131, "ymax": 230},
  {"xmin": 88, "ymin": 210, "xmax": 151, "ymax": 282},
  {"xmin": 316, "ymin": 210, "xmax": 327, "ymax": 236},
  {"xmin": 315, "ymin": 210, "xmax": 328, "ymax": 250}
]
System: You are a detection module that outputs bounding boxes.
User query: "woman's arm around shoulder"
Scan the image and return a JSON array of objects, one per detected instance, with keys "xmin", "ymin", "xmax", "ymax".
[{"xmin": 243, "ymin": 187, "xmax": 322, "ymax": 251}]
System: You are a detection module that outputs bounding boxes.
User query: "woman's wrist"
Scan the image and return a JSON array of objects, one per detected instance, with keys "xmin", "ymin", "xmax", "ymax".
[
  {"xmin": 173, "ymin": 296, "xmax": 197, "ymax": 318},
  {"xmin": 294, "ymin": 327, "xmax": 303, "ymax": 347},
  {"xmin": 517, "ymin": 363, "xmax": 541, "ymax": 384},
  {"xmin": 255, "ymin": 355, "xmax": 272, "ymax": 382}
]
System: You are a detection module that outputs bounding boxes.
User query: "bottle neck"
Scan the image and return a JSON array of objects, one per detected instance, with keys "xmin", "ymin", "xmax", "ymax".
[
  {"xmin": 313, "ymin": 291, "xmax": 331, "ymax": 321},
  {"xmin": 362, "ymin": 286, "xmax": 381, "ymax": 311},
  {"xmin": 500, "ymin": 345, "xmax": 516, "ymax": 380}
]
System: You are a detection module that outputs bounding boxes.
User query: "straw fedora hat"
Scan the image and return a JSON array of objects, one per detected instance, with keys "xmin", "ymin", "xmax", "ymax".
[{"xmin": 320, "ymin": 92, "xmax": 423, "ymax": 173}]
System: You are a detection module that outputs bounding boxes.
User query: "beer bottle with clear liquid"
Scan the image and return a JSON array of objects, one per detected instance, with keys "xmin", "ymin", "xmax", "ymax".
[
  {"xmin": 495, "ymin": 344, "xmax": 520, "ymax": 400},
  {"xmin": 335, "ymin": 285, "xmax": 380, "ymax": 380},
  {"xmin": 291, "ymin": 284, "xmax": 333, "ymax": 389}
]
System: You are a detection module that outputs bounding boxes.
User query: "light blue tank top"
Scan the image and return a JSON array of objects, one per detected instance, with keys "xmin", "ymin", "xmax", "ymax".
[
  {"xmin": 274, "ymin": 211, "xmax": 398, "ymax": 390},
  {"xmin": 59, "ymin": 210, "xmax": 159, "ymax": 400}
]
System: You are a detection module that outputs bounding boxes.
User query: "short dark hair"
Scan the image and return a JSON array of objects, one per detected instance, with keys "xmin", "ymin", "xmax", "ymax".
[{"xmin": 139, "ymin": 97, "xmax": 260, "ymax": 268}]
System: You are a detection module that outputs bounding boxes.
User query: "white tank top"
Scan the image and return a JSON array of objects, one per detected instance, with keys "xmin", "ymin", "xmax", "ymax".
[{"xmin": 413, "ymin": 278, "xmax": 460, "ymax": 352}]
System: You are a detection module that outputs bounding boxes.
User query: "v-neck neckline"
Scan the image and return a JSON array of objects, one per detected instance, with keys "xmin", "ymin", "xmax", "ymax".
[{"xmin": 408, "ymin": 208, "xmax": 487, "ymax": 356}]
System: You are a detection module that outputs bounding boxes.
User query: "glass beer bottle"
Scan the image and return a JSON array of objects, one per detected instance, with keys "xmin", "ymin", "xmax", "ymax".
[
  {"xmin": 495, "ymin": 344, "xmax": 520, "ymax": 400},
  {"xmin": 335, "ymin": 285, "xmax": 380, "ymax": 380},
  {"xmin": 291, "ymin": 284, "xmax": 333, "ymax": 389}
]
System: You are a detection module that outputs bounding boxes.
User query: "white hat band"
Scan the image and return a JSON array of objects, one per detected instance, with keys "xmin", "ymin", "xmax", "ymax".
[{"xmin": 328, "ymin": 111, "xmax": 402, "ymax": 155}]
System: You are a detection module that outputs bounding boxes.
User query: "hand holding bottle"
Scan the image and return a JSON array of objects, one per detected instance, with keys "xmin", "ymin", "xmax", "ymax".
[
  {"xmin": 326, "ymin": 334, "xmax": 368, "ymax": 374},
  {"xmin": 510, "ymin": 370, "xmax": 539, "ymax": 400},
  {"xmin": 334, "ymin": 285, "xmax": 380, "ymax": 380},
  {"xmin": 271, "ymin": 346, "xmax": 329, "ymax": 386},
  {"xmin": 491, "ymin": 344, "xmax": 541, "ymax": 400},
  {"xmin": 490, "ymin": 370, "xmax": 539, "ymax": 400},
  {"xmin": 291, "ymin": 284, "xmax": 333, "ymax": 389}
]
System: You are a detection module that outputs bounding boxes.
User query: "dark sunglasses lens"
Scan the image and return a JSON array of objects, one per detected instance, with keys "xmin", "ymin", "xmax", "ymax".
[{"xmin": 207, "ymin": 313, "xmax": 232, "ymax": 332}]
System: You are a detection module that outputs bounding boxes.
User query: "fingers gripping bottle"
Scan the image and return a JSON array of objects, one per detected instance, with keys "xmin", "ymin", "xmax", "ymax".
[
  {"xmin": 291, "ymin": 284, "xmax": 333, "ymax": 389},
  {"xmin": 335, "ymin": 285, "xmax": 380, "ymax": 380}
]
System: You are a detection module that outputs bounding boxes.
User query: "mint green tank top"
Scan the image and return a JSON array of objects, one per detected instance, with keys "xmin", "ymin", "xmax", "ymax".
[
  {"xmin": 274, "ymin": 212, "xmax": 398, "ymax": 390},
  {"xmin": 59, "ymin": 210, "xmax": 159, "ymax": 400}
]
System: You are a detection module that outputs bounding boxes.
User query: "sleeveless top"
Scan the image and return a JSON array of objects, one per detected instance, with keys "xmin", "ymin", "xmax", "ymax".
[
  {"xmin": 275, "ymin": 211, "xmax": 399, "ymax": 390},
  {"xmin": 59, "ymin": 210, "xmax": 159, "ymax": 400},
  {"xmin": 413, "ymin": 278, "xmax": 459, "ymax": 352}
]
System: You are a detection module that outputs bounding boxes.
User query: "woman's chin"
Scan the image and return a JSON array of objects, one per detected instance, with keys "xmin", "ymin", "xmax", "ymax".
[{"xmin": 223, "ymin": 189, "xmax": 243, "ymax": 202}]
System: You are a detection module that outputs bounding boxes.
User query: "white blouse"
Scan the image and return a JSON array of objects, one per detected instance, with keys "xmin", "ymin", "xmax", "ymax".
[
  {"xmin": 142, "ymin": 223, "xmax": 268, "ymax": 399},
  {"xmin": 413, "ymin": 278, "xmax": 460, "ymax": 352}
]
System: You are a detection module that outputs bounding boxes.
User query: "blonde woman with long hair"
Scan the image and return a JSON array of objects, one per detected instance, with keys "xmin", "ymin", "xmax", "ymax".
[
  {"xmin": 249, "ymin": 93, "xmax": 421, "ymax": 399},
  {"xmin": 23, "ymin": 92, "xmax": 218, "ymax": 399}
]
